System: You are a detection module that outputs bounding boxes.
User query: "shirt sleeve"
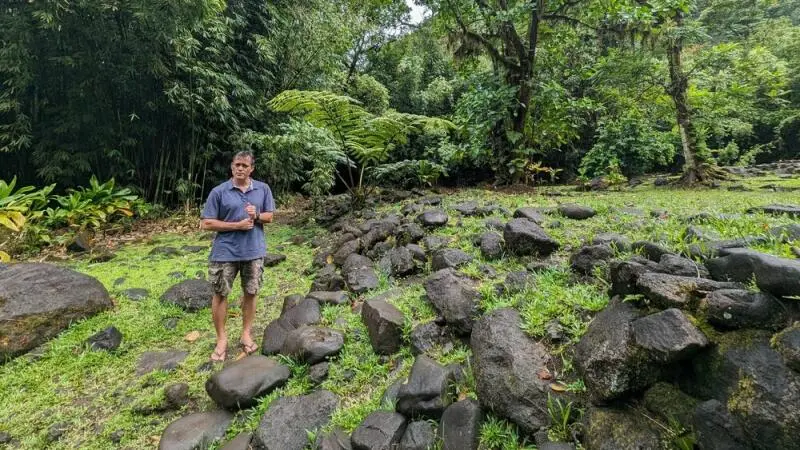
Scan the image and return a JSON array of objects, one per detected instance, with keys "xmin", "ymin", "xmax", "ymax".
[
  {"xmin": 262, "ymin": 184, "xmax": 275, "ymax": 213},
  {"xmin": 201, "ymin": 189, "xmax": 221, "ymax": 219}
]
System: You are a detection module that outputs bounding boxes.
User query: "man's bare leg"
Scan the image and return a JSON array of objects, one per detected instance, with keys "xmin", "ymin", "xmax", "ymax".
[
  {"xmin": 211, "ymin": 293, "xmax": 228, "ymax": 358},
  {"xmin": 240, "ymin": 293, "xmax": 257, "ymax": 351}
]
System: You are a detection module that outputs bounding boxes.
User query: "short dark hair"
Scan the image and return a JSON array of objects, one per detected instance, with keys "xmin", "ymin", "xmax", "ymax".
[{"xmin": 233, "ymin": 151, "xmax": 255, "ymax": 165}]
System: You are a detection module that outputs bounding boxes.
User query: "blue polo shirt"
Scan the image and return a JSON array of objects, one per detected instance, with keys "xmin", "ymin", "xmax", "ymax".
[{"xmin": 201, "ymin": 179, "xmax": 275, "ymax": 262}]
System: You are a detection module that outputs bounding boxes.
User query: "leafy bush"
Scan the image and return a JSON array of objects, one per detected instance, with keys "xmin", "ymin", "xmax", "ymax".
[
  {"xmin": 776, "ymin": 113, "xmax": 800, "ymax": 159},
  {"xmin": 0, "ymin": 177, "xmax": 54, "ymax": 233},
  {"xmin": 370, "ymin": 159, "xmax": 448, "ymax": 188},
  {"xmin": 580, "ymin": 114, "xmax": 676, "ymax": 178},
  {"xmin": 42, "ymin": 177, "xmax": 143, "ymax": 231}
]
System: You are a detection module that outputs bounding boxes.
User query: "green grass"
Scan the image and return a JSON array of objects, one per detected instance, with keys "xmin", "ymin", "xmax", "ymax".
[{"xmin": 1, "ymin": 174, "xmax": 799, "ymax": 449}]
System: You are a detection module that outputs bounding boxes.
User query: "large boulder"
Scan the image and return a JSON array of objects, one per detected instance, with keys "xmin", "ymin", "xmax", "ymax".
[
  {"xmin": 314, "ymin": 427, "xmax": 352, "ymax": 450},
  {"xmin": 205, "ymin": 356, "xmax": 290, "ymax": 410},
  {"xmin": 311, "ymin": 265, "xmax": 346, "ymax": 292},
  {"xmin": 158, "ymin": 410, "xmax": 233, "ymax": 450},
  {"xmin": 513, "ymin": 207, "xmax": 546, "ymax": 223},
  {"xmin": 692, "ymin": 399, "xmax": 749, "ymax": 450},
  {"xmin": 681, "ymin": 330, "xmax": 800, "ymax": 449},
  {"xmin": 471, "ymin": 308, "xmax": 553, "ymax": 434},
  {"xmin": 161, "ymin": 278, "xmax": 213, "ymax": 311},
  {"xmin": 657, "ymin": 254, "xmax": 710, "ymax": 278},
  {"xmin": 440, "ymin": 399, "xmax": 481, "ymax": 450},
  {"xmin": 608, "ymin": 257, "xmax": 661, "ymax": 296},
  {"xmin": 574, "ymin": 302, "xmax": 655, "ymax": 403},
  {"xmin": 631, "ymin": 308, "xmax": 709, "ymax": 363},
  {"xmin": 409, "ymin": 321, "xmax": 456, "ymax": 355},
  {"xmin": 0, "ymin": 263, "xmax": 113, "ymax": 361},
  {"xmin": 635, "ymin": 272, "xmax": 742, "ymax": 310},
  {"xmin": 431, "ymin": 248, "xmax": 473, "ymax": 271},
  {"xmin": 395, "ymin": 223, "xmax": 425, "ymax": 246},
  {"xmin": 252, "ymin": 390, "xmax": 339, "ymax": 450},
  {"xmin": 281, "ymin": 326, "xmax": 344, "ymax": 364},
  {"xmin": 396, "ymin": 355, "xmax": 454, "ymax": 419},
  {"xmin": 775, "ymin": 326, "xmax": 800, "ymax": 372},
  {"xmin": 453, "ymin": 201, "xmax": 480, "ymax": 216},
  {"xmin": 423, "ymin": 269, "xmax": 480, "ymax": 335},
  {"xmin": 703, "ymin": 289, "xmax": 792, "ymax": 331},
  {"xmin": 503, "ymin": 219, "xmax": 560, "ymax": 256},
  {"xmin": 379, "ymin": 246, "xmax": 419, "ymax": 277},
  {"xmin": 707, "ymin": 248, "xmax": 800, "ymax": 297},
  {"xmin": 361, "ymin": 299, "xmax": 405, "ymax": 355},
  {"xmin": 351, "ymin": 411, "xmax": 407, "ymax": 450}
]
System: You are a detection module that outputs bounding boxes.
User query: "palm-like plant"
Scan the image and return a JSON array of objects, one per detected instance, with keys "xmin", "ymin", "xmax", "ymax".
[{"xmin": 268, "ymin": 90, "xmax": 454, "ymax": 204}]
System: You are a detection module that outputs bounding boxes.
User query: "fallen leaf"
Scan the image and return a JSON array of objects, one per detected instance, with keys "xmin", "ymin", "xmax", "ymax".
[
  {"xmin": 537, "ymin": 368, "xmax": 552, "ymax": 380},
  {"xmin": 149, "ymin": 435, "xmax": 160, "ymax": 445},
  {"xmin": 550, "ymin": 382, "xmax": 567, "ymax": 392},
  {"xmin": 184, "ymin": 331, "xmax": 201, "ymax": 342},
  {"xmin": 326, "ymin": 254, "xmax": 334, "ymax": 264}
]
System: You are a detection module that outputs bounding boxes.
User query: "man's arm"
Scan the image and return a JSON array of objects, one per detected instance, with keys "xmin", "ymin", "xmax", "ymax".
[
  {"xmin": 201, "ymin": 218, "xmax": 254, "ymax": 232},
  {"xmin": 256, "ymin": 211, "xmax": 273, "ymax": 223}
]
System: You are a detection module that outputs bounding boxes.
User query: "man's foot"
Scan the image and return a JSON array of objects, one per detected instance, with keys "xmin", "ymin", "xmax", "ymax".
[
  {"xmin": 240, "ymin": 341, "xmax": 258, "ymax": 356},
  {"xmin": 210, "ymin": 349, "xmax": 226, "ymax": 362}
]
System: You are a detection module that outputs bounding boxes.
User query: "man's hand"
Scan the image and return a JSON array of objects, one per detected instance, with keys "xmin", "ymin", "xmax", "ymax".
[
  {"xmin": 245, "ymin": 203, "xmax": 256, "ymax": 219},
  {"xmin": 237, "ymin": 218, "xmax": 254, "ymax": 230}
]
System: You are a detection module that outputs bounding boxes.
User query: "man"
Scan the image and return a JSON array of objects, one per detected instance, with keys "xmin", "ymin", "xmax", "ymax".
[{"xmin": 200, "ymin": 151, "xmax": 274, "ymax": 362}]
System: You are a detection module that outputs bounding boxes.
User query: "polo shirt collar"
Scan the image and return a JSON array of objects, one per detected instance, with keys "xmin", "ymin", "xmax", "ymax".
[{"xmin": 228, "ymin": 178, "xmax": 256, "ymax": 192}]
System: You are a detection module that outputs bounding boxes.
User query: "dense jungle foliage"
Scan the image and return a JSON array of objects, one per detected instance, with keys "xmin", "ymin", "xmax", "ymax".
[{"xmin": 1, "ymin": 0, "xmax": 800, "ymax": 203}]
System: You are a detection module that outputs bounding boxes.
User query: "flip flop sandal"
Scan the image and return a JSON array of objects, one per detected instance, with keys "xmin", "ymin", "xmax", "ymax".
[
  {"xmin": 240, "ymin": 341, "xmax": 258, "ymax": 356},
  {"xmin": 210, "ymin": 349, "xmax": 226, "ymax": 362}
]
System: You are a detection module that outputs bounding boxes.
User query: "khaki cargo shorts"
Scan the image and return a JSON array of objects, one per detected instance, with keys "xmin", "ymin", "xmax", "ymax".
[{"xmin": 208, "ymin": 258, "xmax": 264, "ymax": 297}]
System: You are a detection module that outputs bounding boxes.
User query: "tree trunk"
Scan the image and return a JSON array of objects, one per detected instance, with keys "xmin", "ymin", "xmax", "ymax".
[{"xmin": 667, "ymin": 12, "xmax": 706, "ymax": 184}]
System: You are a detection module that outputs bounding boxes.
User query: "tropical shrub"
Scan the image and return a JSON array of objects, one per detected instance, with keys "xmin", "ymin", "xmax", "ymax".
[{"xmin": 42, "ymin": 177, "xmax": 144, "ymax": 231}]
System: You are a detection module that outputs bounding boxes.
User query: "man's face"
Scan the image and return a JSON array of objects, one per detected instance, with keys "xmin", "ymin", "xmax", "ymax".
[{"xmin": 231, "ymin": 156, "xmax": 254, "ymax": 182}]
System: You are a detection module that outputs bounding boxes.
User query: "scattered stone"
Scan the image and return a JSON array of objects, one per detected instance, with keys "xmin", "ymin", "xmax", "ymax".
[
  {"xmin": 181, "ymin": 245, "xmax": 207, "ymax": 253},
  {"xmin": 769, "ymin": 224, "xmax": 800, "ymax": 242},
  {"xmin": 168, "ymin": 271, "xmax": 185, "ymax": 279},
  {"xmin": 165, "ymin": 383, "xmax": 190, "ymax": 409},
  {"xmin": 423, "ymin": 269, "xmax": 480, "ymax": 335},
  {"xmin": 692, "ymin": 399, "xmax": 749, "ymax": 450},
  {"xmin": 160, "ymin": 279, "xmax": 213, "ymax": 312},
  {"xmin": 471, "ymin": 308, "xmax": 553, "ymax": 433},
  {"xmin": 89, "ymin": 251, "xmax": 116, "ymax": 263},
  {"xmin": 590, "ymin": 232, "xmax": 631, "ymax": 251},
  {"xmin": 263, "ymin": 253, "xmax": 287, "ymax": 267},
  {"xmin": 206, "ymin": 356, "xmax": 290, "ymax": 410},
  {"xmin": 382, "ymin": 379, "xmax": 405, "ymax": 408},
  {"xmin": 313, "ymin": 427, "xmax": 351, "ymax": 450},
  {"xmin": 121, "ymin": 288, "xmax": 149, "ymax": 301},
  {"xmin": 281, "ymin": 326, "xmax": 344, "ymax": 364},
  {"xmin": 417, "ymin": 209, "xmax": 449, "ymax": 228},
  {"xmin": 654, "ymin": 176, "xmax": 669, "ymax": 186},
  {"xmin": 309, "ymin": 362, "xmax": 330, "ymax": 385},
  {"xmin": 453, "ymin": 201, "xmax": 479, "ymax": 216},
  {"xmin": 163, "ymin": 318, "xmax": 179, "ymax": 330},
  {"xmin": 631, "ymin": 241, "xmax": 674, "ymax": 262},
  {"xmin": 399, "ymin": 421, "xmax": 436, "ymax": 450},
  {"xmin": 583, "ymin": 407, "xmax": 662, "ymax": 450},
  {"xmin": 46, "ymin": 422, "xmax": 68, "ymax": 443},
  {"xmin": 282, "ymin": 298, "xmax": 322, "ymax": 329},
  {"xmin": 704, "ymin": 289, "xmax": 791, "ymax": 331},
  {"xmin": 333, "ymin": 239, "xmax": 362, "ymax": 266},
  {"xmin": 396, "ymin": 355, "xmax": 454, "ymax": 419},
  {"xmin": 657, "ymin": 254, "xmax": 709, "ymax": 278},
  {"xmin": 252, "ymin": 390, "xmax": 339, "ymax": 450},
  {"xmin": 632, "ymin": 309, "xmax": 709, "ymax": 363},
  {"xmin": 686, "ymin": 236, "xmax": 768, "ymax": 260},
  {"xmin": 512, "ymin": 207, "xmax": 545, "ymax": 223},
  {"xmin": 537, "ymin": 443, "xmax": 576, "ymax": 450},
  {"xmin": 86, "ymin": 326, "xmax": 123, "ymax": 351},
  {"xmin": 380, "ymin": 246, "xmax": 419, "ymax": 277},
  {"xmin": 608, "ymin": 256, "xmax": 661, "ymax": 296},
  {"xmin": 67, "ymin": 231, "xmax": 92, "ymax": 253},
  {"xmin": 683, "ymin": 225, "xmax": 720, "ymax": 242},
  {"xmin": 418, "ymin": 196, "xmax": 442, "ymax": 206},
  {"xmin": 362, "ymin": 299, "xmax": 405, "ymax": 355},
  {"xmin": 410, "ymin": 321, "xmax": 455, "ymax": 355},
  {"xmin": 707, "ymin": 248, "xmax": 800, "ymax": 297},
  {"xmin": 282, "ymin": 294, "xmax": 306, "ymax": 314},
  {"xmin": 635, "ymin": 272, "xmax": 742, "ymax": 310},
  {"xmin": 402, "ymin": 203, "xmax": 424, "ymax": 216},
  {"xmin": 478, "ymin": 232, "xmax": 503, "ymax": 260},
  {"xmin": 307, "ymin": 291, "xmax": 349, "ymax": 306},
  {"xmin": 159, "ymin": 410, "xmax": 233, "ymax": 450},
  {"xmin": 149, "ymin": 246, "xmax": 180, "ymax": 257},
  {"xmin": 558, "ymin": 203, "xmax": 596, "ymax": 220},
  {"xmin": 0, "ymin": 263, "xmax": 113, "ymax": 362},
  {"xmin": 750, "ymin": 204, "xmax": 800, "ymax": 218},
  {"xmin": 113, "ymin": 277, "xmax": 126, "ymax": 287},
  {"xmin": 220, "ymin": 432, "xmax": 253, "ymax": 450},
  {"xmin": 569, "ymin": 244, "xmax": 614, "ymax": 276},
  {"xmin": 406, "ymin": 244, "xmax": 427, "ymax": 263},
  {"xmin": 440, "ymin": 399, "xmax": 481, "ymax": 450},
  {"xmin": 351, "ymin": 411, "xmax": 407, "ymax": 450},
  {"xmin": 421, "ymin": 235, "xmax": 452, "ymax": 252},
  {"xmin": 396, "ymin": 223, "xmax": 425, "ymax": 246},
  {"xmin": 503, "ymin": 218, "xmax": 560, "ymax": 256},
  {"xmin": 342, "ymin": 254, "xmax": 379, "ymax": 294},
  {"xmin": 109, "ymin": 430, "xmax": 124, "ymax": 444},
  {"xmin": 495, "ymin": 271, "xmax": 535, "ymax": 296},
  {"xmin": 136, "ymin": 350, "xmax": 189, "ymax": 376},
  {"xmin": 431, "ymin": 248, "xmax": 473, "ymax": 271}
]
